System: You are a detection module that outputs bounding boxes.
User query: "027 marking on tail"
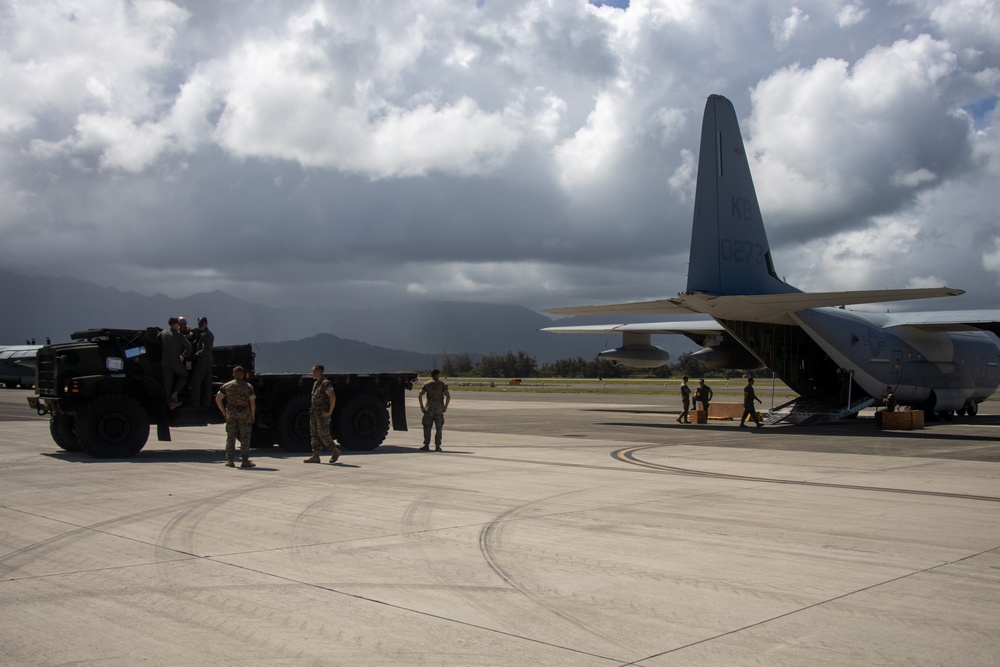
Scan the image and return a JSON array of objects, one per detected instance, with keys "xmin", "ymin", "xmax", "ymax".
[{"xmin": 543, "ymin": 94, "xmax": 1000, "ymax": 423}]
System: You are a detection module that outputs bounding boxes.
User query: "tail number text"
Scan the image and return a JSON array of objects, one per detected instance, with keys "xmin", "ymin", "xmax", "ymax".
[{"xmin": 720, "ymin": 238, "xmax": 764, "ymax": 264}]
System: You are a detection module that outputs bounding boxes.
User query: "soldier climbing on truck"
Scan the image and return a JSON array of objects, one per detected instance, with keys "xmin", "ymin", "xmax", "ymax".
[{"xmin": 28, "ymin": 327, "xmax": 417, "ymax": 459}]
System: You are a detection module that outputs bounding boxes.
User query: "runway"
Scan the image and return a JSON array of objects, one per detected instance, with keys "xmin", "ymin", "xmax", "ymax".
[{"xmin": 2, "ymin": 387, "xmax": 999, "ymax": 665}]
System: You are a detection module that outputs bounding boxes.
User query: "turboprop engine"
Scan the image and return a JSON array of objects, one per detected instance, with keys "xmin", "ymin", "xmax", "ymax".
[
  {"xmin": 690, "ymin": 344, "xmax": 765, "ymax": 370},
  {"xmin": 598, "ymin": 345, "xmax": 671, "ymax": 368}
]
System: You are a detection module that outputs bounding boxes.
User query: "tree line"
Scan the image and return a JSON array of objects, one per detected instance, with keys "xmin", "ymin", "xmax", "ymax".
[{"xmin": 439, "ymin": 350, "xmax": 737, "ymax": 379}]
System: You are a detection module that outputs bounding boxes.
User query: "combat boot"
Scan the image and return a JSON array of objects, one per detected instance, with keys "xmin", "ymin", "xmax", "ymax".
[
  {"xmin": 329, "ymin": 448, "xmax": 341, "ymax": 464},
  {"xmin": 303, "ymin": 454, "xmax": 322, "ymax": 463},
  {"xmin": 240, "ymin": 458, "xmax": 256, "ymax": 469},
  {"xmin": 225, "ymin": 455, "xmax": 235, "ymax": 467}
]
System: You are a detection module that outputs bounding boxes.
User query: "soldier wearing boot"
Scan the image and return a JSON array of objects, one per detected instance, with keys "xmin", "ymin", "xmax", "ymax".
[
  {"xmin": 215, "ymin": 366, "xmax": 257, "ymax": 468},
  {"xmin": 304, "ymin": 364, "xmax": 341, "ymax": 464},
  {"xmin": 159, "ymin": 317, "xmax": 193, "ymax": 410},
  {"xmin": 189, "ymin": 316, "xmax": 214, "ymax": 408},
  {"xmin": 418, "ymin": 369, "xmax": 450, "ymax": 451}
]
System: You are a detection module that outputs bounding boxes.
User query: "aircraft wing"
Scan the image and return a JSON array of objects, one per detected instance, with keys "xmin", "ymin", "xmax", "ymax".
[
  {"xmin": 541, "ymin": 321, "xmax": 725, "ymax": 336},
  {"xmin": 545, "ymin": 288, "xmax": 963, "ymax": 322},
  {"xmin": 880, "ymin": 310, "xmax": 1000, "ymax": 336},
  {"xmin": 675, "ymin": 287, "xmax": 965, "ymax": 323}
]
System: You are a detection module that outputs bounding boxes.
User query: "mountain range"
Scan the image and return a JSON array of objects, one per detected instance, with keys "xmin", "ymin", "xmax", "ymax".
[{"xmin": 0, "ymin": 268, "xmax": 696, "ymax": 373}]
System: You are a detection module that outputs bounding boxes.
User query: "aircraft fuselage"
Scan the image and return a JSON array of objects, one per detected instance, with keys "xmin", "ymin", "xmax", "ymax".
[{"xmin": 790, "ymin": 309, "xmax": 999, "ymax": 411}]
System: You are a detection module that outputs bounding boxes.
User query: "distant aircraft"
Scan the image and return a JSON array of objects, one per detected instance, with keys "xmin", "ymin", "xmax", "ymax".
[
  {"xmin": 544, "ymin": 94, "xmax": 1000, "ymax": 423},
  {"xmin": 0, "ymin": 345, "xmax": 41, "ymax": 389}
]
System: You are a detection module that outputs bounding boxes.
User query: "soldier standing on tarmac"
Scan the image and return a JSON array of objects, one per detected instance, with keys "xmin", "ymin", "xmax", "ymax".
[
  {"xmin": 159, "ymin": 317, "xmax": 192, "ymax": 410},
  {"xmin": 190, "ymin": 316, "xmax": 214, "ymax": 408},
  {"xmin": 677, "ymin": 376, "xmax": 691, "ymax": 424},
  {"xmin": 215, "ymin": 365, "xmax": 256, "ymax": 468},
  {"xmin": 419, "ymin": 369, "xmax": 451, "ymax": 451},
  {"xmin": 304, "ymin": 364, "xmax": 341, "ymax": 464},
  {"xmin": 694, "ymin": 378, "xmax": 714, "ymax": 414},
  {"xmin": 739, "ymin": 377, "xmax": 763, "ymax": 429}
]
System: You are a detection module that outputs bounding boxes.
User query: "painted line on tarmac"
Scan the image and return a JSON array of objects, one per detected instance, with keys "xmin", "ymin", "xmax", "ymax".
[{"xmin": 614, "ymin": 444, "xmax": 1000, "ymax": 503}]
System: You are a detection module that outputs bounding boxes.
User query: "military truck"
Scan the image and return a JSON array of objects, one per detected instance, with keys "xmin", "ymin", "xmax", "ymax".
[{"xmin": 27, "ymin": 328, "xmax": 417, "ymax": 458}]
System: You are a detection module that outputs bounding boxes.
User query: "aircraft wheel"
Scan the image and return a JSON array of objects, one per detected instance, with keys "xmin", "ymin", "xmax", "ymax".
[
  {"xmin": 77, "ymin": 394, "xmax": 150, "ymax": 458},
  {"xmin": 967, "ymin": 403, "xmax": 979, "ymax": 417}
]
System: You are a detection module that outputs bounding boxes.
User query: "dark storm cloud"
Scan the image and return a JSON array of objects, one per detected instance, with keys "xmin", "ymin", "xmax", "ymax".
[{"xmin": 1, "ymin": 0, "xmax": 999, "ymax": 312}]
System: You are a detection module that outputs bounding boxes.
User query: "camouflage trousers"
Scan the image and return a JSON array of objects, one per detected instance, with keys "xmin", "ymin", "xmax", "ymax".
[
  {"xmin": 225, "ymin": 411, "xmax": 253, "ymax": 458},
  {"xmin": 422, "ymin": 410, "xmax": 445, "ymax": 446},
  {"xmin": 190, "ymin": 355, "xmax": 213, "ymax": 408},
  {"xmin": 310, "ymin": 410, "xmax": 337, "ymax": 454}
]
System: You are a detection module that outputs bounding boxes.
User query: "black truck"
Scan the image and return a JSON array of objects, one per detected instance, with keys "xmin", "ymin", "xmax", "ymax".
[{"xmin": 27, "ymin": 328, "xmax": 417, "ymax": 458}]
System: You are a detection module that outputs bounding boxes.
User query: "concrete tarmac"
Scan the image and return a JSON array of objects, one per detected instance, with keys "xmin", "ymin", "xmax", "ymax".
[{"xmin": 2, "ymin": 388, "xmax": 999, "ymax": 666}]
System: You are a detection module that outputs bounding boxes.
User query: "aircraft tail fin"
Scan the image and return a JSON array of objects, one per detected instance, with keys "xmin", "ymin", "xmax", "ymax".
[{"xmin": 685, "ymin": 95, "xmax": 797, "ymax": 297}]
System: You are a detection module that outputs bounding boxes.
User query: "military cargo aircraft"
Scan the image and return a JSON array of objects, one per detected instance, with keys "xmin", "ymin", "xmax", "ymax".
[
  {"xmin": 544, "ymin": 94, "xmax": 1000, "ymax": 423},
  {"xmin": 0, "ymin": 345, "xmax": 40, "ymax": 389}
]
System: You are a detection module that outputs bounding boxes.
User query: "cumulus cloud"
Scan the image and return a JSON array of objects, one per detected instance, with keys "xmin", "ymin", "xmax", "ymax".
[
  {"xmin": 0, "ymin": 0, "xmax": 998, "ymax": 313},
  {"xmin": 836, "ymin": 4, "xmax": 868, "ymax": 28},
  {"xmin": 772, "ymin": 6, "xmax": 810, "ymax": 47}
]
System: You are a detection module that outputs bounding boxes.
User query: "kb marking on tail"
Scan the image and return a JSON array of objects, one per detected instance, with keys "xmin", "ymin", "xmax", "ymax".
[{"xmin": 731, "ymin": 196, "xmax": 753, "ymax": 220}]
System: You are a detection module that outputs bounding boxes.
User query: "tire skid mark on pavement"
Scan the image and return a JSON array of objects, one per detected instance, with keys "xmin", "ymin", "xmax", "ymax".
[
  {"xmin": 398, "ymin": 496, "xmax": 542, "ymax": 635},
  {"xmin": 1, "ymin": 480, "xmax": 273, "ymax": 580},
  {"xmin": 614, "ymin": 445, "xmax": 1000, "ymax": 503},
  {"xmin": 288, "ymin": 482, "xmax": 349, "ymax": 549},
  {"xmin": 478, "ymin": 488, "xmax": 635, "ymax": 655},
  {"xmin": 1, "ymin": 503, "xmax": 198, "ymax": 581},
  {"xmin": 154, "ymin": 480, "xmax": 277, "ymax": 560}
]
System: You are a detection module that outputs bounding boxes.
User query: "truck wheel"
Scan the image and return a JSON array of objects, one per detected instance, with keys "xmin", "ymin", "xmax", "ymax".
[
  {"xmin": 77, "ymin": 394, "xmax": 150, "ymax": 458},
  {"xmin": 276, "ymin": 394, "xmax": 312, "ymax": 452},
  {"xmin": 251, "ymin": 425, "xmax": 277, "ymax": 449},
  {"xmin": 336, "ymin": 394, "xmax": 389, "ymax": 451},
  {"xmin": 50, "ymin": 414, "xmax": 82, "ymax": 452}
]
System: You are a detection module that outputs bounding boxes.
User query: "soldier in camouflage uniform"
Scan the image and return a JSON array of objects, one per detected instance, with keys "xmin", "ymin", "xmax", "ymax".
[
  {"xmin": 418, "ymin": 369, "xmax": 451, "ymax": 452},
  {"xmin": 159, "ymin": 316, "xmax": 193, "ymax": 410},
  {"xmin": 304, "ymin": 364, "xmax": 341, "ymax": 464},
  {"xmin": 190, "ymin": 316, "xmax": 214, "ymax": 408},
  {"xmin": 215, "ymin": 365, "xmax": 257, "ymax": 468}
]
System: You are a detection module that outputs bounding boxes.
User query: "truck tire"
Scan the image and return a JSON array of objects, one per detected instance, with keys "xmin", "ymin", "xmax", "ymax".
[
  {"xmin": 77, "ymin": 394, "xmax": 150, "ymax": 458},
  {"xmin": 276, "ymin": 394, "xmax": 312, "ymax": 452},
  {"xmin": 50, "ymin": 414, "xmax": 82, "ymax": 452},
  {"xmin": 336, "ymin": 394, "xmax": 389, "ymax": 451},
  {"xmin": 251, "ymin": 424, "xmax": 277, "ymax": 448}
]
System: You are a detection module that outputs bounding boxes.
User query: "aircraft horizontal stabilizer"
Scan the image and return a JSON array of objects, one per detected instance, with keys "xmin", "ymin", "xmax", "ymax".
[
  {"xmin": 541, "ymin": 321, "xmax": 724, "ymax": 336},
  {"xmin": 544, "ymin": 298, "xmax": 693, "ymax": 317}
]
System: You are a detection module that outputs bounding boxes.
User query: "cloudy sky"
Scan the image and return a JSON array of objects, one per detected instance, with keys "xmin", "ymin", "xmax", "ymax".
[{"xmin": 1, "ymin": 0, "xmax": 998, "ymax": 313}]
